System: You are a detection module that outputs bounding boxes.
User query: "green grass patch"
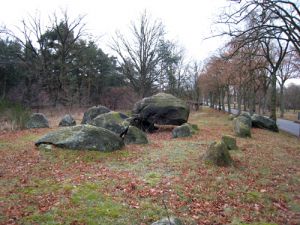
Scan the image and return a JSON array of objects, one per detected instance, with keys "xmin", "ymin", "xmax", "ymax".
[
  {"xmin": 22, "ymin": 182, "xmax": 130, "ymax": 225},
  {"xmin": 144, "ymin": 172, "xmax": 162, "ymax": 186}
]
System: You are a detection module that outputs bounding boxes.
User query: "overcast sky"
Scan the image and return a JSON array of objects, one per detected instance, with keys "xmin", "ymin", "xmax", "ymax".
[
  {"xmin": 0, "ymin": 0, "xmax": 231, "ymax": 61},
  {"xmin": 1, "ymin": 0, "xmax": 299, "ymax": 85}
]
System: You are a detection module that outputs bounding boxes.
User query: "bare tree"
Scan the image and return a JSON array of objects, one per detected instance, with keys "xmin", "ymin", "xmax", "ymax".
[
  {"xmin": 3, "ymin": 10, "xmax": 87, "ymax": 106},
  {"xmin": 223, "ymin": 0, "xmax": 300, "ymax": 54},
  {"xmin": 111, "ymin": 11, "xmax": 165, "ymax": 97},
  {"xmin": 277, "ymin": 51, "xmax": 300, "ymax": 117},
  {"xmin": 216, "ymin": 3, "xmax": 296, "ymax": 121},
  {"xmin": 48, "ymin": 10, "xmax": 86, "ymax": 105}
]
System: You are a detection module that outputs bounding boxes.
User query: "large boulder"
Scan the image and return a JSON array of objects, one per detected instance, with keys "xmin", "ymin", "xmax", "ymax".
[
  {"xmin": 26, "ymin": 113, "xmax": 49, "ymax": 129},
  {"xmin": 35, "ymin": 125, "xmax": 124, "ymax": 152},
  {"xmin": 89, "ymin": 111, "xmax": 128, "ymax": 135},
  {"xmin": 203, "ymin": 141, "xmax": 233, "ymax": 167},
  {"xmin": 132, "ymin": 93, "xmax": 189, "ymax": 132},
  {"xmin": 233, "ymin": 116, "xmax": 251, "ymax": 138},
  {"xmin": 59, "ymin": 114, "xmax": 76, "ymax": 127},
  {"xmin": 81, "ymin": 105, "xmax": 110, "ymax": 124},
  {"xmin": 124, "ymin": 126, "xmax": 148, "ymax": 144},
  {"xmin": 151, "ymin": 217, "xmax": 183, "ymax": 225},
  {"xmin": 251, "ymin": 114, "xmax": 279, "ymax": 132}
]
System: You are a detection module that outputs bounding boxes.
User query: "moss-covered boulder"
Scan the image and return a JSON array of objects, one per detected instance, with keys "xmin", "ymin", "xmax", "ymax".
[
  {"xmin": 233, "ymin": 116, "xmax": 251, "ymax": 138},
  {"xmin": 81, "ymin": 105, "xmax": 110, "ymax": 124},
  {"xmin": 59, "ymin": 114, "xmax": 76, "ymax": 127},
  {"xmin": 132, "ymin": 93, "xmax": 189, "ymax": 132},
  {"xmin": 203, "ymin": 141, "xmax": 233, "ymax": 167},
  {"xmin": 222, "ymin": 135, "xmax": 237, "ymax": 150},
  {"xmin": 251, "ymin": 114, "xmax": 278, "ymax": 132},
  {"xmin": 26, "ymin": 113, "xmax": 49, "ymax": 129},
  {"xmin": 239, "ymin": 112, "xmax": 252, "ymax": 127},
  {"xmin": 124, "ymin": 126, "xmax": 148, "ymax": 144},
  {"xmin": 151, "ymin": 217, "xmax": 183, "ymax": 225},
  {"xmin": 171, "ymin": 123, "xmax": 192, "ymax": 138},
  {"xmin": 89, "ymin": 111, "xmax": 128, "ymax": 135},
  {"xmin": 35, "ymin": 125, "xmax": 124, "ymax": 152}
]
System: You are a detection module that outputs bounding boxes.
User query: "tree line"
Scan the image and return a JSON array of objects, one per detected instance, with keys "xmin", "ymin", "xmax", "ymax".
[
  {"xmin": 199, "ymin": 0, "xmax": 300, "ymax": 120},
  {"xmin": 0, "ymin": 11, "xmax": 201, "ymax": 110},
  {"xmin": 1, "ymin": 2, "xmax": 299, "ymax": 119}
]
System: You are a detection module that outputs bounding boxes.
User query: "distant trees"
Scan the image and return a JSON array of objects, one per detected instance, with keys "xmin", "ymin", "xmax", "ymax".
[
  {"xmin": 199, "ymin": 38, "xmax": 299, "ymax": 117},
  {"xmin": 206, "ymin": 0, "xmax": 300, "ymax": 120},
  {"xmin": 0, "ymin": 39, "xmax": 24, "ymax": 100},
  {"xmin": 1, "ymin": 10, "xmax": 201, "ymax": 109},
  {"xmin": 111, "ymin": 12, "xmax": 196, "ymax": 99},
  {"xmin": 1, "ymin": 10, "xmax": 124, "ymax": 108},
  {"xmin": 285, "ymin": 84, "xmax": 300, "ymax": 112},
  {"xmin": 277, "ymin": 52, "xmax": 299, "ymax": 117}
]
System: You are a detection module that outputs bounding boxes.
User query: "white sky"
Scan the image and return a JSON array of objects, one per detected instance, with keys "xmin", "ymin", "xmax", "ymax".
[{"xmin": 0, "ymin": 0, "xmax": 230, "ymax": 61}]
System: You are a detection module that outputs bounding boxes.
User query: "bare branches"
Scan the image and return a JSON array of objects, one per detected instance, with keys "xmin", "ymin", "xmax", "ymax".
[
  {"xmin": 218, "ymin": 0, "xmax": 300, "ymax": 54},
  {"xmin": 111, "ymin": 11, "xmax": 165, "ymax": 97}
]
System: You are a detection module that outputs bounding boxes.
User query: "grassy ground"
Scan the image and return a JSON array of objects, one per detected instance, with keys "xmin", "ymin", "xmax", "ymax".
[
  {"xmin": 0, "ymin": 108, "xmax": 299, "ymax": 225},
  {"xmin": 278, "ymin": 110, "xmax": 300, "ymax": 122}
]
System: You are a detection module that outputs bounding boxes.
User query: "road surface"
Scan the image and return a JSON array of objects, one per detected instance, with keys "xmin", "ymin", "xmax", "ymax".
[{"xmin": 227, "ymin": 108, "xmax": 300, "ymax": 137}]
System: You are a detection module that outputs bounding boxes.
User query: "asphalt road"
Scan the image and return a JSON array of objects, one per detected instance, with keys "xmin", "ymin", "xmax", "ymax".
[{"xmin": 227, "ymin": 108, "xmax": 300, "ymax": 137}]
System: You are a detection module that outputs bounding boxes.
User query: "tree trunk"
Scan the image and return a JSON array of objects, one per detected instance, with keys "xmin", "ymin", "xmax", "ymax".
[
  {"xmin": 243, "ymin": 96, "xmax": 247, "ymax": 111},
  {"xmin": 249, "ymin": 87, "xmax": 256, "ymax": 116},
  {"xmin": 279, "ymin": 84, "xmax": 285, "ymax": 118},
  {"xmin": 233, "ymin": 88, "xmax": 236, "ymax": 109},
  {"xmin": 221, "ymin": 89, "xmax": 225, "ymax": 111},
  {"xmin": 258, "ymin": 96, "xmax": 262, "ymax": 115},
  {"xmin": 209, "ymin": 92, "xmax": 214, "ymax": 108},
  {"xmin": 237, "ymin": 90, "xmax": 242, "ymax": 115},
  {"xmin": 218, "ymin": 93, "xmax": 222, "ymax": 110},
  {"xmin": 270, "ymin": 72, "xmax": 277, "ymax": 121},
  {"xmin": 227, "ymin": 86, "xmax": 231, "ymax": 114},
  {"xmin": 87, "ymin": 77, "xmax": 91, "ymax": 105}
]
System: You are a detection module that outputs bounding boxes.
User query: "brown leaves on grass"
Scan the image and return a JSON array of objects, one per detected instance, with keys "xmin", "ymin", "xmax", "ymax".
[{"xmin": 0, "ymin": 108, "xmax": 300, "ymax": 224}]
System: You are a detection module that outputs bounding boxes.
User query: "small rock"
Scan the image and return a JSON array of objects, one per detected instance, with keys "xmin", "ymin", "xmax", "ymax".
[
  {"xmin": 38, "ymin": 144, "xmax": 52, "ymax": 151},
  {"xmin": 26, "ymin": 113, "xmax": 49, "ymax": 129},
  {"xmin": 203, "ymin": 141, "xmax": 233, "ymax": 167},
  {"xmin": 124, "ymin": 126, "xmax": 148, "ymax": 144},
  {"xmin": 239, "ymin": 112, "xmax": 252, "ymax": 127},
  {"xmin": 59, "ymin": 114, "xmax": 76, "ymax": 127},
  {"xmin": 89, "ymin": 111, "xmax": 127, "ymax": 135},
  {"xmin": 222, "ymin": 135, "xmax": 237, "ymax": 150},
  {"xmin": 233, "ymin": 117, "xmax": 251, "ymax": 138},
  {"xmin": 172, "ymin": 124, "xmax": 192, "ymax": 138},
  {"xmin": 81, "ymin": 105, "xmax": 110, "ymax": 124}
]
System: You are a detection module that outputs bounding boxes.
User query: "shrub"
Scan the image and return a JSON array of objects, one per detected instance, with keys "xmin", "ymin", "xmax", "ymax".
[{"xmin": 0, "ymin": 99, "xmax": 31, "ymax": 130}]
